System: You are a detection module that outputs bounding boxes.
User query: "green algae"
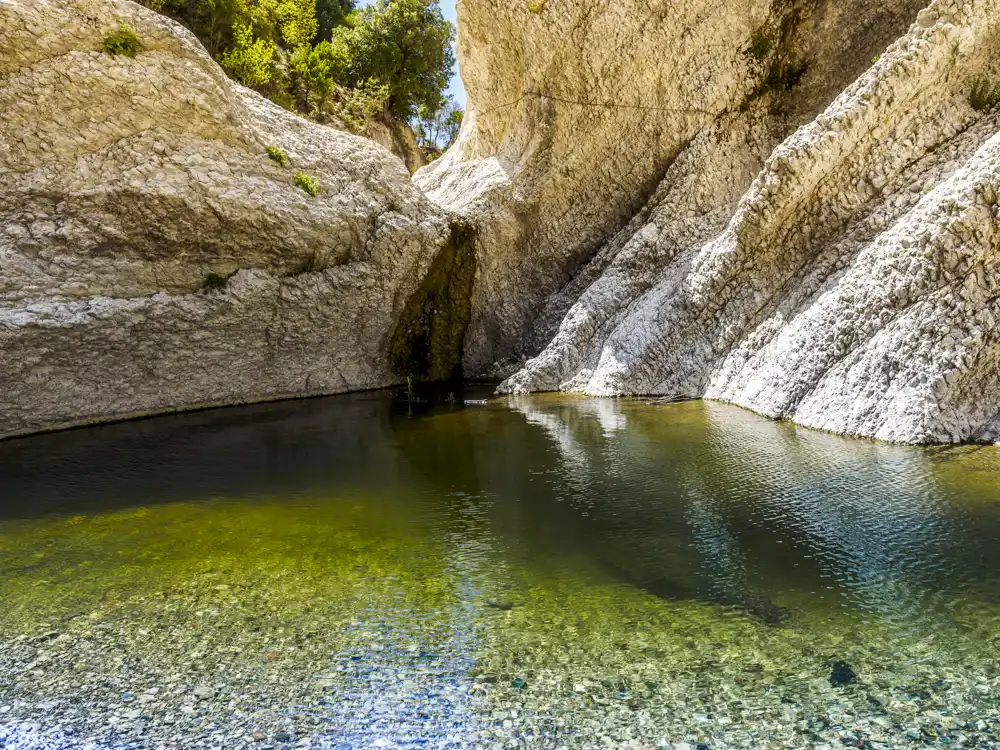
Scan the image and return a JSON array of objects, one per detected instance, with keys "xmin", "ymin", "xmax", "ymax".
[{"xmin": 2, "ymin": 392, "xmax": 1000, "ymax": 747}]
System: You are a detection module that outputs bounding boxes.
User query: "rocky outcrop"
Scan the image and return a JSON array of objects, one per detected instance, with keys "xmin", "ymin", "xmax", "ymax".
[
  {"xmin": 361, "ymin": 117, "xmax": 428, "ymax": 174},
  {"xmin": 5, "ymin": 0, "xmax": 1000, "ymax": 445},
  {"xmin": 417, "ymin": 0, "xmax": 930, "ymax": 377},
  {"xmin": 420, "ymin": 0, "xmax": 1000, "ymax": 444},
  {"xmin": 0, "ymin": 0, "xmax": 449, "ymax": 439}
]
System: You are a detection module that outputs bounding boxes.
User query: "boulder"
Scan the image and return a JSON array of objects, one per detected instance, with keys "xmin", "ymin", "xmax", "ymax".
[{"xmin": 0, "ymin": 0, "xmax": 449, "ymax": 438}]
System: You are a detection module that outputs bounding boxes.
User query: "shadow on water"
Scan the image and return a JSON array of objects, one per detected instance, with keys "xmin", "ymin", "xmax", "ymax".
[{"xmin": 2, "ymin": 387, "xmax": 1000, "ymax": 626}]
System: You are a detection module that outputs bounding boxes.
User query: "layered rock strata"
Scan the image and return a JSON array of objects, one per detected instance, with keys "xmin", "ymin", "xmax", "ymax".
[
  {"xmin": 496, "ymin": 0, "xmax": 1000, "ymax": 443},
  {"xmin": 417, "ymin": 0, "xmax": 930, "ymax": 377}
]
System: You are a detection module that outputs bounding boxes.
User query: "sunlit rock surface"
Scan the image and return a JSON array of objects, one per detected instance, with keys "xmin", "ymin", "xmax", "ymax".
[
  {"xmin": 418, "ymin": 0, "xmax": 929, "ymax": 377},
  {"xmin": 435, "ymin": 0, "xmax": 1000, "ymax": 444},
  {"xmin": 0, "ymin": 0, "xmax": 448, "ymax": 439},
  {"xmin": 4, "ymin": 0, "xmax": 1000, "ymax": 445}
]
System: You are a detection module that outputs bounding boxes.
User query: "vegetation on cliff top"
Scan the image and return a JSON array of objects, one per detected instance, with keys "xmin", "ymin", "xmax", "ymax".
[{"xmin": 141, "ymin": 0, "xmax": 463, "ymax": 157}]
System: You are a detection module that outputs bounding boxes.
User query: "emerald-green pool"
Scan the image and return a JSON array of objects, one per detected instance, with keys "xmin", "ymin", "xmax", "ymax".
[{"xmin": 1, "ymin": 390, "xmax": 1000, "ymax": 749}]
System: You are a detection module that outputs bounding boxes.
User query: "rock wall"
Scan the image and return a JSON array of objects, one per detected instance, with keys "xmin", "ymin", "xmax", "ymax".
[
  {"xmin": 4, "ymin": 0, "xmax": 1000, "ymax": 445},
  {"xmin": 417, "ymin": 0, "xmax": 929, "ymax": 376},
  {"xmin": 0, "ymin": 0, "xmax": 448, "ymax": 439},
  {"xmin": 361, "ymin": 117, "xmax": 428, "ymax": 175},
  {"xmin": 494, "ymin": 0, "xmax": 1000, "ymax": 444}
]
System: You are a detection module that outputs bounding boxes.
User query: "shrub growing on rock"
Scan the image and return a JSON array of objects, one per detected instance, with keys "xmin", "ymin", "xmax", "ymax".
[
  {"xmin": 747, "ymin": 27, "xmax": 775, "ymax": 62},
  {"xmin": 969, "ymin": 76, "xmax": 1000, "ymax": 112},
  {"xmin": 267, "ymin": 145, "xmax": 289, "ymax": 165},
  {"xmin": 294, "ymin": 172, "xmax": 321, "ymax": 196},
  {"xmin": 202, "ymin": 273, "xmax": 230, "ymax": 292},
  {"xmin": 103, "ymin": 25, "xmax": 141, "ymax": 57}
]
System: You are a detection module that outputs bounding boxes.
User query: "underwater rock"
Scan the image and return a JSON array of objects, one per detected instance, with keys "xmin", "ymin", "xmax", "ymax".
[{"xmin": 830, "ymin": 661, "xmax": 859, "ymax": 687}]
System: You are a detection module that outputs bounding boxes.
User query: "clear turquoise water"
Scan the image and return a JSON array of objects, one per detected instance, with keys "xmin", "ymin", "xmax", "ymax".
[{"xmin": 1, "ymin": 390, "xmax": 999, "ymax": 748}]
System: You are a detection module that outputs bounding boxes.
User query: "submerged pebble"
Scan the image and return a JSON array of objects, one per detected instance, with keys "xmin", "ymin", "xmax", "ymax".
[{"xmin": 830, "ymin": 661, "xmax": 859, "ymax": 687}]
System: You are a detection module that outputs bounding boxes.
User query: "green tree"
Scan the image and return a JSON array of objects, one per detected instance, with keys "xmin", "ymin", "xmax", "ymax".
[
  {"xmin": 141, "ymin": 0, "xmax": 242, "ymax": 56},
  {"xmin": 414, "ymin": 97, "xmax": 463, "ymax": 152},
  {"xmin": 315, "ymin": 0, "xmax": 355, "ymax": 42},
  {"xmin": 142, "ymin": 0, "xmax": 317, "ymax": 77},
  {"xmin": 219, "ymin": 21, "xmax": 276, "ymax": 86},
  {"xmin": 288, "ymin": 40, "xmax": 350, "ymax": 113},
  {"xmin": 141, "ymin": 0, "xmax": 456, "ymax": 131},
  {"xmin": 272, "ymin": 0, "xmax": 319, "ymax": 47},
  {"xmin": 336, "ymin": 0, "xmax": 455, "ymax": 120}
]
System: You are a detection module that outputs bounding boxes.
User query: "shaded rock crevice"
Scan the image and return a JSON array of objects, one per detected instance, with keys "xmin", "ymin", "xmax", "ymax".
[{"xmin": 389, "ymin": 220, "xmax": 478, "ymax": 382}]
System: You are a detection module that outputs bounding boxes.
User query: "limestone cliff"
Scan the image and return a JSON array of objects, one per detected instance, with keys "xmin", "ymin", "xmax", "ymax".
[
  {"xmin": 416, "ymin": 0, "xmax": 930, "ymax": 376},
  {"xmin": 419, "ymin": 0, "xmax": 1000, "ymax": 444},
  {"xmin": 0, "ymin": 0, "xmax": 449, "ymax": 439},
  {"xmin": 4, "ymin": 0, "xmax": 1000, "ymax": 445}
]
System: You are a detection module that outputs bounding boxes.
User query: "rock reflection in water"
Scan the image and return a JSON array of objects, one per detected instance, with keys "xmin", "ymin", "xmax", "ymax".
[{"xmin": 1, "ymin": 390, "xmax": 1000, "ymax": 749}]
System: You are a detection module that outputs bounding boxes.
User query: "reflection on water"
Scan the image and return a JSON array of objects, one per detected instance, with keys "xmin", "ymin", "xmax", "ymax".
[{"xmin": 1, "ymin": 391, "xmax": 1000, "ymax": 748}]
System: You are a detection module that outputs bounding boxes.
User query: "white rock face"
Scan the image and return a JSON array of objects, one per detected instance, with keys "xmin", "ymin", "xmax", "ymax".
[
  {"xmin": 496, "ymin": 0, "xmax": 1000, "ymax": 444},
  {"xmin": 4, "ymin": 0, "xmax": 1000, "ymax": 445},
  {"xmin": 418, "ymin": 0, "xmax": 929, "ymax": 377},
  {"xmin": 0, "ymin": 0, "xmax": 448, "ymax": 438}
]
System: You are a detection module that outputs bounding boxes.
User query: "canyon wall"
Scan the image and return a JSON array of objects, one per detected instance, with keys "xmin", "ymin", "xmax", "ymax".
[
  {"xmin": 3, "ymin": 0, "xmax": 1000, "ymax": 444},
  {"xmin": 0, "ymin": 0, "xmax": 450, "ymax": 439},
  {"xmin": 416, "ymin": 0, "xmax": 930, "ymax": 376},
  {"xmin": 421, "ymin": 0, "xmax": 1000, "ymax": 444}
]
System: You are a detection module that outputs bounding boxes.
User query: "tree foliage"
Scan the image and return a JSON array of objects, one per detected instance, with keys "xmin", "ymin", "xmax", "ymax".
[
  {"xmin": 288, "ymin": 40, "xmax": 349, "ymax": 111},
  {"xmin": 334, "ymin": 0, "xmax": 455, "ymax": 119},
  {"xmin": 414, "ymin": 97, "xmax": 463, "ymax": 154},
  {"xmin": 142, "ymin": 0, "xmax": 459, "ymax": 156},
  {"xmin": 315, "ymin": 0, "xmax": 354, "ymax": 42},
  {"xmin": 143, "ymin": 0, "xmax": 316, "ymax": 57}
]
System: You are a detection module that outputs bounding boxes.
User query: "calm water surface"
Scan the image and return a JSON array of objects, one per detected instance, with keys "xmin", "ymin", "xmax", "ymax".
[{"xmin": 1, "ymin": 390, "xmax": 1000, "ymax": 749}]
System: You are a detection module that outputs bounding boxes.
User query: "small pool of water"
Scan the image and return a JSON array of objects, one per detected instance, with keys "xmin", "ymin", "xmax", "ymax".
[{"xmin": 1, "ymin": 390, "xmax": 1000, "ymax": 749}]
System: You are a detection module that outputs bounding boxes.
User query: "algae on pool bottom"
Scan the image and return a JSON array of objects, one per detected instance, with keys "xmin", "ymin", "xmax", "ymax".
[{"xmin": 1, "ymin": 392, "xmax": 1000, "ymax": 749}]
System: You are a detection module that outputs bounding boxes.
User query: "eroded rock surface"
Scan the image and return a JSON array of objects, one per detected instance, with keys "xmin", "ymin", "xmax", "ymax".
[
  {"xmin": 420, "ymin": 0, "xmax": 1000, "ymax": 444},
  {"xmin": 417, "ymin": 0, "xmax": 929, "ymax": 377},
  {"xmin": 4, "ymin": 0, "xmax": 1000, "ymax": 445},
  {"xmin": 0, "ymin": 0, "xmax": 448, "ymax": 438}
]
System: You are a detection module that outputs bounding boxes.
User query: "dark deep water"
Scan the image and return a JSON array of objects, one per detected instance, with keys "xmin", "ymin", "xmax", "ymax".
[{"xmin": 1, "ymin": 390, "xmax": 1000, "ymax": 749}]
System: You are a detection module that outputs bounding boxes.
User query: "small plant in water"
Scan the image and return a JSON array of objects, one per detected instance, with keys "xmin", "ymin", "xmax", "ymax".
[
  {"xmin": 266, "ymin": 146, "xmax": 288, "ymax": 166},
  {"xmin": 445, "ymin": 392, "xmax": 457, "ymax": 404},
  {"xmin": 294, "ymin": 172, "xmax": 321, "ymax": 197},
  {"xmin": 103, "ymin": 24, "xmax": 141, "ymax": 58},
  {"xmin": 406, "ymin": 376, "xmax": 415, "ymax": 401},
  {"xmin": 968, "ymin": 75, "xmax": 1000, "ymax": 113}
]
